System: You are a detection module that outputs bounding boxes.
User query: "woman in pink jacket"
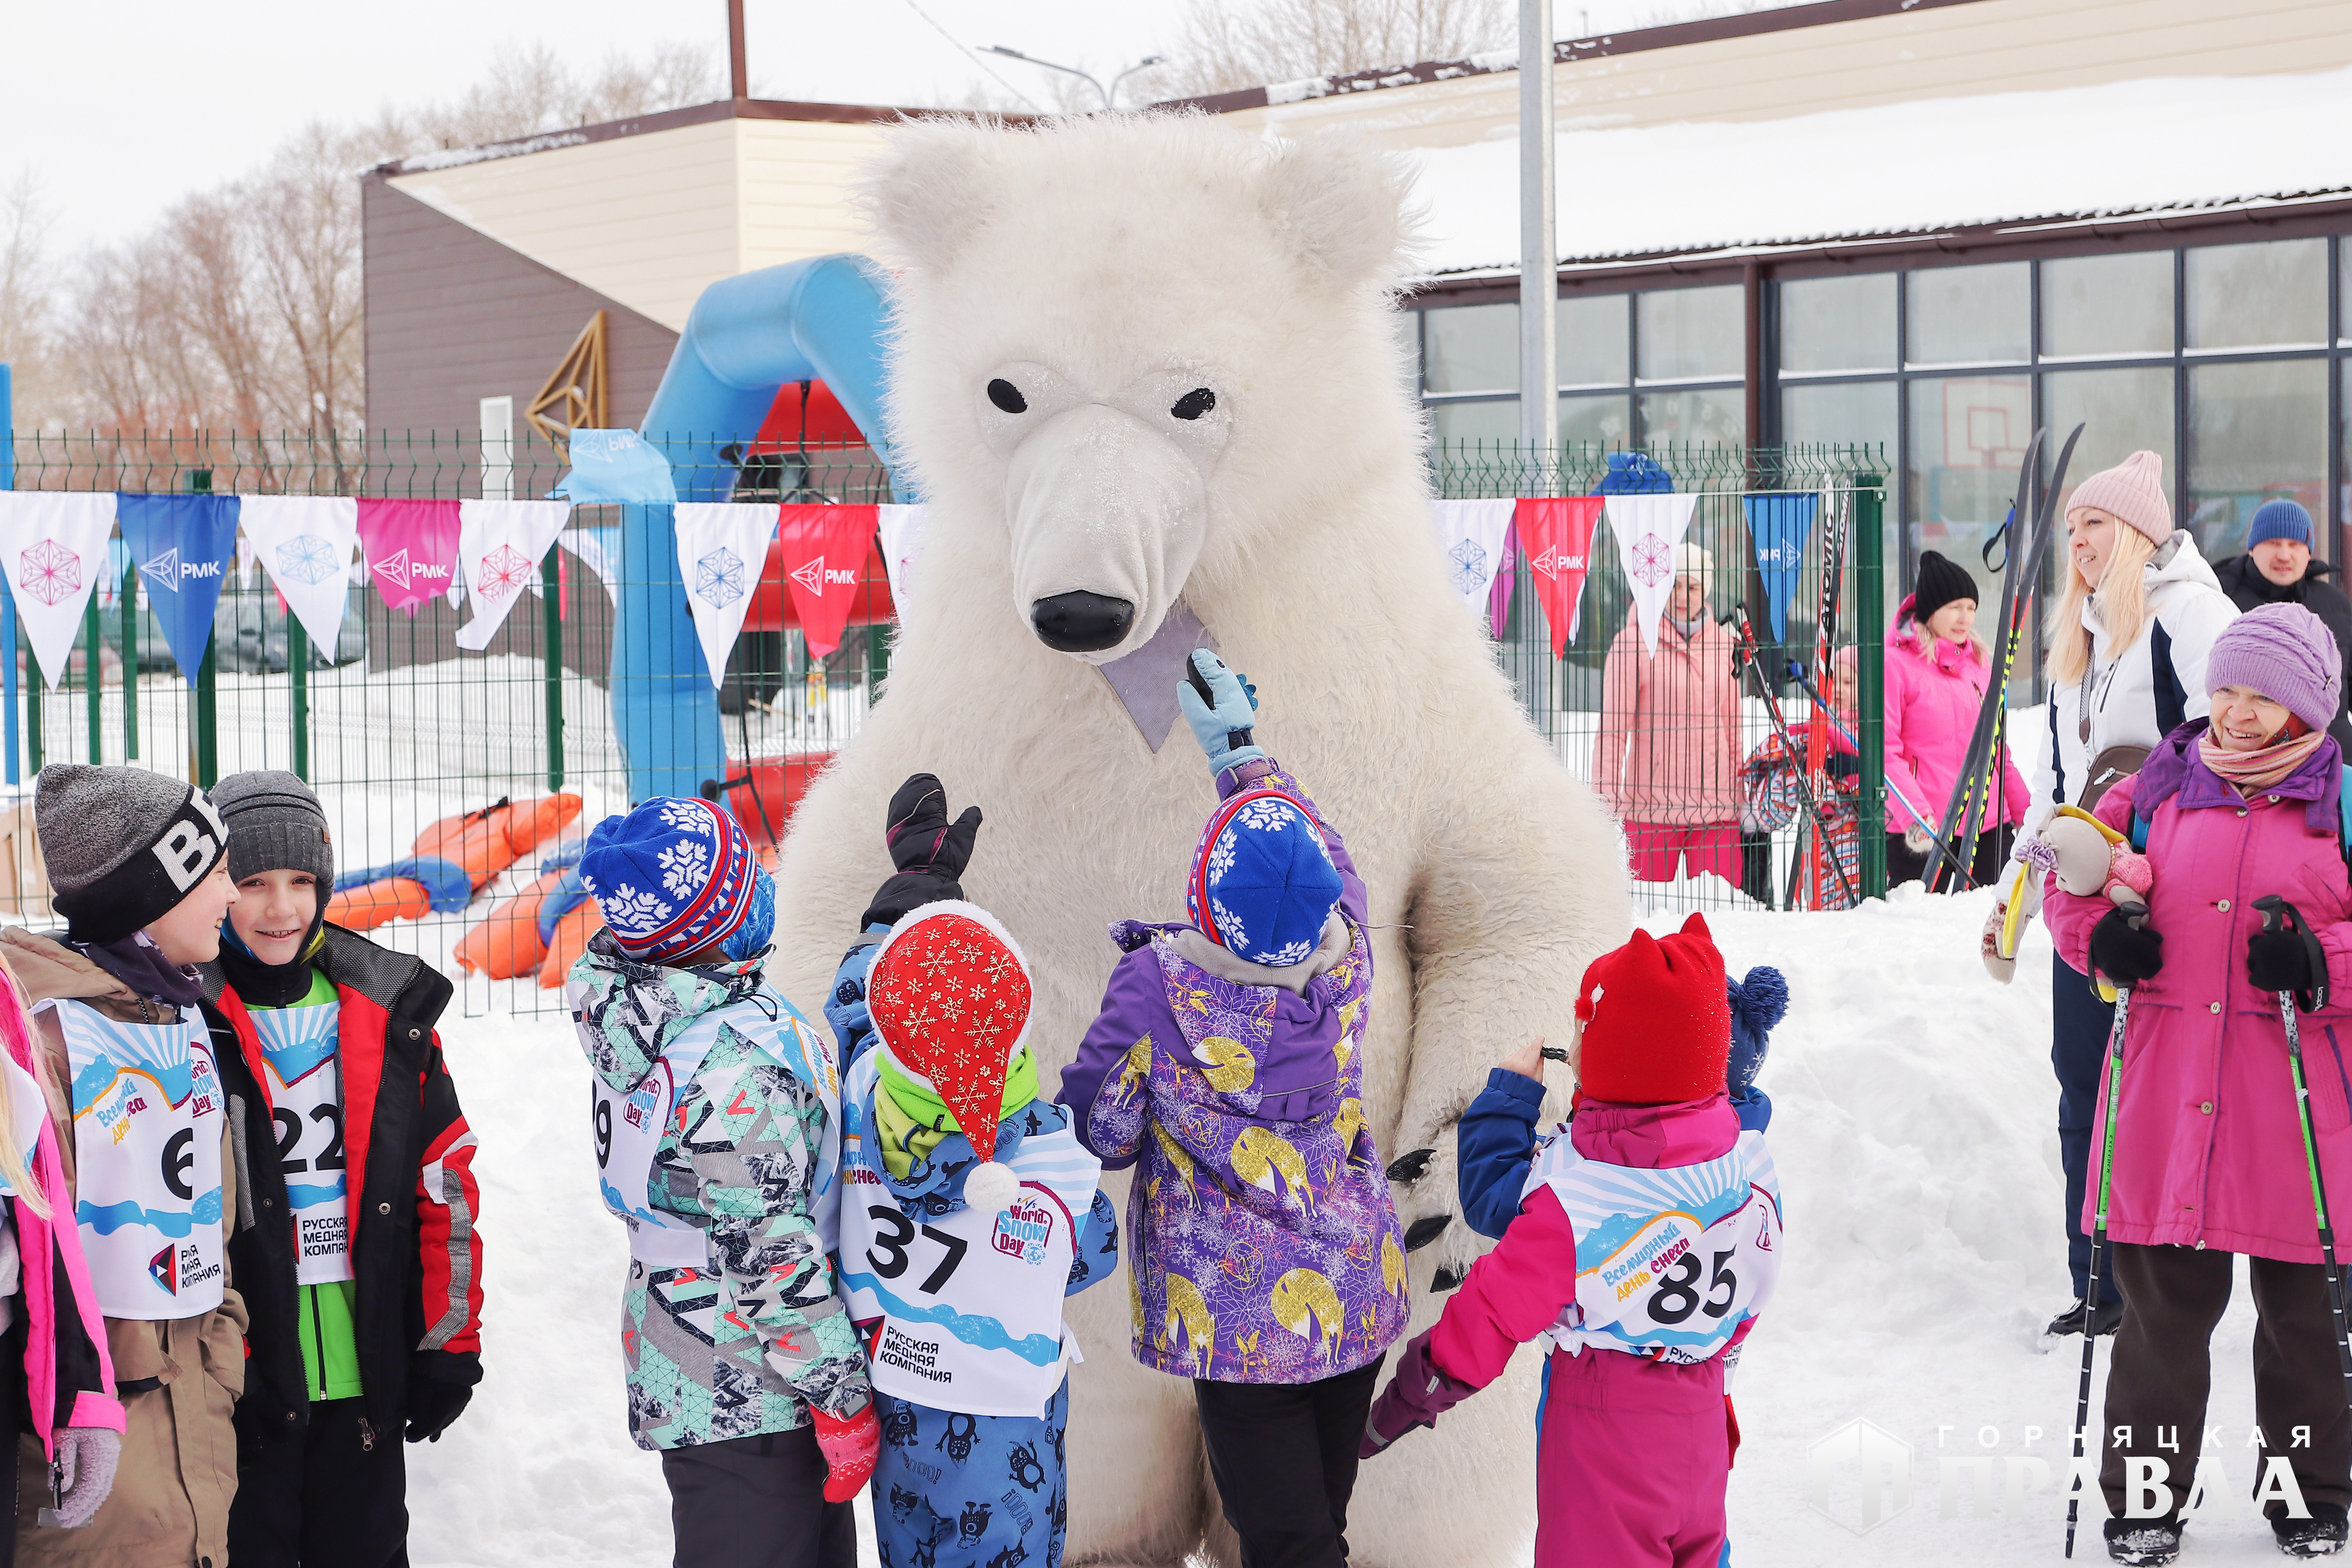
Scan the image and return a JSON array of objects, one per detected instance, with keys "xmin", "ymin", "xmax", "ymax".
[
  {"xmin": 2045, "ymin": 603, "xmax": 2352, "ymax": 1564},
  {"xmin": 1883, "ymin": 551, "xmax": 2028, "ymax": 889},
  {"xmin": 1592, "ymin": 542, "xmax": 1742, "ymax": 884}
]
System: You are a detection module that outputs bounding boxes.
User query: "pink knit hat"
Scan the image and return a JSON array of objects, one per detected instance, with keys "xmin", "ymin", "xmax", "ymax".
[{"xmin": 2066, "ymin": 450, "xmax": 2172, "ymax": 544}]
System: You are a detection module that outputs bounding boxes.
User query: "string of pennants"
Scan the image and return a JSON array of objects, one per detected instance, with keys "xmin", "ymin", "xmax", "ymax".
[
  {"xmin": 0, "ymin": 492, "xmax": 935, "ymax": 693},
  {"xmin": 1430, "ymin": 491, "xmax": 1820, "ymax": 657}
]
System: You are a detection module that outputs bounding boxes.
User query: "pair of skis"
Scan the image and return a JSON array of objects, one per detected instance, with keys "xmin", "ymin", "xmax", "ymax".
[
  {"xmin": 1731, "ymin": 605, "xmax": 1857, "ymax": 911},
  {"xmin": 1926, "ymin": 424, "xmax": 2086, "ymax": 891}
]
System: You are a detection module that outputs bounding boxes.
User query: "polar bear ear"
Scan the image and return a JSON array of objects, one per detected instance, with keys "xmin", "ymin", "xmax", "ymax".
[
  {"xmin": 1257, "ymin": 132, "xmax": 1417, "ymax": 290},
  {"xmin": 858, "ymin": 118, "xmax": 1008, "ymax": 274}
]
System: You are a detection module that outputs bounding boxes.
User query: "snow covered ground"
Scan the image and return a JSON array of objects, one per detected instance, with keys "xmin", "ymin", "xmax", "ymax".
[{"xmin": 400, "ymin": 880, "xmax": 2310, "ymax": 1567}]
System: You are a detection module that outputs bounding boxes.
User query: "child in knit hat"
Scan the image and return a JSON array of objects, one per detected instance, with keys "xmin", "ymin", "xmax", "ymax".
[
  {"xmin": 190, "ymin": 770, "xmax": 485, "ymax": 1566},
  {"xmin": 824, "ymin": 779, "xmax": 1118, "ymax": 1568},
  {"xmin": 1057, "ymin": 650, "xmax": 1410, "ymax": 1568},
  {"xmin": 2, "ymin": 765, "xmax": 246, "ymax": 1562},
  {"xmin": 2042, "ymin": 601, "xmax": 2352, "ymax": 1563},
  {"xmin": 569, "ymin": 797, "xmax": 876, "ymax": 1568},
  {"xmin": 1359, "ymin": 913, "xmax": 1784, "ymax": 1568}
]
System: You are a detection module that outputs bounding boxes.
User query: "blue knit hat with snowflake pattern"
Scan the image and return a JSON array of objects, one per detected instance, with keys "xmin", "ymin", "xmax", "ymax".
[
  {"xmin": 580, "ymin": 797, "xmax": 758, "ymax": 963},
  {"xmin": 1187, "ymin": 790, "xmax": 1345, "ymax": 967}
]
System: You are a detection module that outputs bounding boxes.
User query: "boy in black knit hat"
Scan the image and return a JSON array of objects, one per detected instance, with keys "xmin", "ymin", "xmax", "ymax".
[
  {"xmin": 2, "ymin": 764, "xmax": 247, "ymax": 1566},
  {"xmin": 195, "ymin": 770, "xmax": 485, "ymax": 1568}
]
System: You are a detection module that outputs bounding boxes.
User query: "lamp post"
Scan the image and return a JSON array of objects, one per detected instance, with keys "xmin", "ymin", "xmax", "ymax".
[{"xmin": 984, "ymin": 45, "xmax": 1166, "ymax": 110}]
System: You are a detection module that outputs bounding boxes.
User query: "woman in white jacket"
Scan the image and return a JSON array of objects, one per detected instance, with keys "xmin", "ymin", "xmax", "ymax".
[{"xmin": 2015, "ymin": 450, "xmax": 2237, "ymax": 1345}]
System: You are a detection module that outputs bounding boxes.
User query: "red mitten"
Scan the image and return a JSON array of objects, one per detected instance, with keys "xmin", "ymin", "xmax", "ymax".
[
  {"xmin": 1726, "ymin": 1395, "xmax": 1741, "ymax": 1468},
  {"xmin": 809, "ymin": 1403, "xmax": 880, "ymax": 1503}
]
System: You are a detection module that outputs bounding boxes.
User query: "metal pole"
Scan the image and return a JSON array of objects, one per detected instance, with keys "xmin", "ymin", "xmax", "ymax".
[
  {"xmin": 1518, "ymin": 0, "xmax": 1557, "ymax": 464},
  {"xmin": 543, "ymin": 546, "xmax": 564, "ymax": 791},
  {"xmin": 81, "ymin": 591, "xmax": 100, "ymax": 764},
  {"xmin": 0, "ymin": 363, "xmax": 15, "ymax": 786},
  {"xmin": 727, "ymin": 0, "xmax": 748, "ymax": 99},
  {"xmin": 287, "ymin": 615, "xmax": 308, "ymax": 782},
  {"xmin": 1856, "ymin": 472, "xmax": 1888, "ymax": 899},
  {"xmin": 120, "ymin": 563, "xmax": 138, "ymax": 761}
]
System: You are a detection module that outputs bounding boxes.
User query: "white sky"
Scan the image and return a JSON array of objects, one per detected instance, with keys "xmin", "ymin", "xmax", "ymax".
[{"xmin": 0, "ymin": 0, "xmax": 1742, "ymax": 253}]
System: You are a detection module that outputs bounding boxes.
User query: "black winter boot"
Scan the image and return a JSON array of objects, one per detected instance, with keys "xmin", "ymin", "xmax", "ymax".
[
  {"xmin": 2106, "ymin": 1517, "xmax": 2183, "ymax": 1565},
  {"xmin": 2274, "ymin": 1500, "xmax": 2349, "ymax": 1557}
]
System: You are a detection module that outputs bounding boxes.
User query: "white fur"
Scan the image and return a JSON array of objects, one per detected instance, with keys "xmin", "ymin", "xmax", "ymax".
[{"xmin": 775, "ymin": 114, "xmax": 1633, "ymax": 1567}]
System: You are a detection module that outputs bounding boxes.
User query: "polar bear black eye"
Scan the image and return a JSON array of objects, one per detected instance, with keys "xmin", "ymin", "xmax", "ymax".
[
  {"xmin": 1170, "ymin": 388, "xmax": 1216, "ymax": 421},
  {"xmin": 986, "ymin": 379, "xmax": 1027, "ymax": 414}
]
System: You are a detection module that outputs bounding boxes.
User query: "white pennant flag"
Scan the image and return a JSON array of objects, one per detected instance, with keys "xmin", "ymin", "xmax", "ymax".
[
  {"xmin": 1603, "ymin": 492, "xmax": 1701, "ymax": 656},
  {"xmin": 453, "ymin": 500, "xmax": 571, "ymax": 651},
  {"xmin": 1429, "ymin": 499, "xmax": 1515, "ymax": 616},
  {"xmin": 876, "ymin": 503, "xmax": 931, "ymax": 623},
  {"xmin": 237, "ymin": 496, "xmax": 359, "ymax": 653},
  {"xmin": 0, "ymin": 493, "xmax": 117, "ymax": 689},
  {"xmin": 673, "ymin": 502, "xmax": 782, "ymax": 686}
]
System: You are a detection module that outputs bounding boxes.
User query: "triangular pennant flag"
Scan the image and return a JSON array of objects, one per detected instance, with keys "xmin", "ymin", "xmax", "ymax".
[
  {"xmin": 0, "ymin": 493, "xmax": 115, "ymax": 690},
  {"xmin": 1603, "ymin": 493, "xmax": 1701, "ymax": 656},
  {"xmin": 551, "ymin": 429, "xmax": 677, "ymax": 505},
  {"xmin": 357, "ymin": 498, "xmax": 462, "ymax": 615},
  {"xmin": 876, "ymin": 503, "xmax": 930, "ymax": 621},
  {"xmin": 1515, "ymin": 497, "xmax": 1605, "ymax": 656},
  {"xmin": 1429, "ymin": 500, "xmax": 1515, "ymax": 623},
  {"xmin": 777, "ymin": 504, "xmax": 881, "ymax": 658},
  {"xmin": 237, "ymin": 496, "xmax": 358, "ymax": 653},
  {"xmin": 673, "ymin": 503, "xmax": 782, "ymax": 687},
  {"xmin": 1488, "ymin": 519, "xmax": 1518, "ymax": 639},
  {"xmin": 453, "ymin": 500, "xmax": 570, "ymax": 651},
  {"xmin": 1745, "ymin": 491, "xmax": 1819, "ymax": 644},
  {"xmin": 116, "ymin": 494, "xmax": 238, "ymax": 686}
]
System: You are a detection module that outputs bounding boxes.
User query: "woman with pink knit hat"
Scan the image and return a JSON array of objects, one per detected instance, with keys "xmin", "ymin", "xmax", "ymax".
[
  {"xmin": 2010, "ymin": 450, "xmax": 2238, "ymax": 1349},
  {"xmin": 2041, "ymin": 602, "xmax": 2351, "ymax": 1563}
]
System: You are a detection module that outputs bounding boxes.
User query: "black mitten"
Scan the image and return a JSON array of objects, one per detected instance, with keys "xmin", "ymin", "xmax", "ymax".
[
  {"xmin": 2248, "ymin": 927, "xmax": 2320, "ymax": 996},
  {"xmin": 2088, "ymin": 906, "xmax": 2163, "ymax": 985},
  {"xmin": 860, "ymin": 774, "xmax": 984, "ymax": 929}
]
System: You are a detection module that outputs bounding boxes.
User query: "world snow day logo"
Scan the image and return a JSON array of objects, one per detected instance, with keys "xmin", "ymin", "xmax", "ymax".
[{"xmin": 1804, "ymin": 1417, "xmax": 2320, "ymax": 1536}]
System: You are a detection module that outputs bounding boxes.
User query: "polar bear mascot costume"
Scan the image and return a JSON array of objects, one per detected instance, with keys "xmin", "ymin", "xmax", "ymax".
[{"xmin": 768, "ymin": 113, "xmax": 1631, "ymax": 1567}]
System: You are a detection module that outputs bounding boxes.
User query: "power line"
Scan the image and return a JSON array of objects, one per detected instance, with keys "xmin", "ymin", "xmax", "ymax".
[{"xmin": 896, "ymin": 0, "xmax": 1045, "ymax": 112}]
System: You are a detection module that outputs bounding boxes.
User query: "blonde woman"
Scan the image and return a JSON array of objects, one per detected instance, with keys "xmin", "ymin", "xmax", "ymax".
[{"xmin": 2014, "ymin": 450, "xmax": 2237, "ymax": 1348}]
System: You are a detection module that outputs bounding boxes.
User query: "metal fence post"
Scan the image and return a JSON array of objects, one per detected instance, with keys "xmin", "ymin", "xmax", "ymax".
[
  {"xmin": 120, "ymin": 563, "xmax": 138, "ymax": 761},
  {"xmin": 0, "ymin": 364, "xmax": 13, "ymax": 786},
  {"xmin": 542, "ymin": 546, "xmax": 563, "ymax": 792},
  {"xmin": 1855, "ymin": 470, "xmax": 1888, "ymax": 899},
  {"xmin": 193, "ymin": 639, "xmax": 217, "ymax": 788},
  {"xmin": 287, "ymin": 614, "xmax": 308, "ymax": 781},
  {"xmin": 81, "ymin": 591, "xmax": 101, "ymax": 764}
]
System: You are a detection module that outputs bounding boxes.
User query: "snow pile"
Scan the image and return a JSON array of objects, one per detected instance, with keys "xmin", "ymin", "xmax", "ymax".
[
  {"xmin": 1410, "ymin": 65, "xmax": 2352, "ymax": 272},
  {"xmin": 403, "ymin": 884, "xmax": 2289, "ymax": 1565}
]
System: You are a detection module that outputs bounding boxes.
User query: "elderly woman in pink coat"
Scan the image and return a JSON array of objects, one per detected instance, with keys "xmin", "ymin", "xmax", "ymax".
[
  {"xmin": 2044, "ymin": 603, "xmax": 2352, "ymax": 1564},
  {"xmin": 1882, "ymin": 550, "xmax": 2029, "ymax": 890}
]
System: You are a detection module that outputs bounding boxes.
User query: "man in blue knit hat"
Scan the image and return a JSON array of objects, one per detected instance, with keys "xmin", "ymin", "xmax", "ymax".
[{"xmin": 2215, "ymin": 498, "xmax": 2352, "ymax": 751}]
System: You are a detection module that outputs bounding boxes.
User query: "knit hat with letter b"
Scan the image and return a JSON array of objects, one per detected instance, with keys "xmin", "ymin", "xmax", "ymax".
[
  {"xmin": 35, "ymin": 764, "xmax": 228, "ymax": 944},
  {"xmin": 1574, "ymin": 912, "xmax": 1732, "ymax": 1106},
  {"xmin": 579, "ymin": 797, "xmax": 759, "ymax": 964}
]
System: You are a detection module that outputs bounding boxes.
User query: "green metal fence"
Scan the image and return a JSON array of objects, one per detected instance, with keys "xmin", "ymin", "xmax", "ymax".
[{"xmin": 0, "ymin": 431, "xmax": 1897, "ymax": 1015}]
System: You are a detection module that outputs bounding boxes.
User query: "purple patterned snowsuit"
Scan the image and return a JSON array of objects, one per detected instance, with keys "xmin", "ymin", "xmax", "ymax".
[{"xmin": 1058, "ymin": 759, "xmax": 1411, "ymax": 1387}]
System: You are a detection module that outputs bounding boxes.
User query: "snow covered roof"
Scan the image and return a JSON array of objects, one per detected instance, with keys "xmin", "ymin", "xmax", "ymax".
[{"xmin": 1408, "ymin": 65, "xmax": 2352, "ymax": 276}]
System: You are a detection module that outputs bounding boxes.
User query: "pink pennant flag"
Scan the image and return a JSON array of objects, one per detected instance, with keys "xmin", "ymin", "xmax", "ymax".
[{"xmin": 357, "ymin": 498, "xmax": 461, "ymax": 615}]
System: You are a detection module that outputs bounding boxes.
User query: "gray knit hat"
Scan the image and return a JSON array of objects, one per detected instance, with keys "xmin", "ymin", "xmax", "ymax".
[
  {"xmin": 211, "ymin": 770, "xmax": 334, "ymax": 889},
  {"xmin": 35, "ymin": 764, "xmax": 228, "ymax": 943}
]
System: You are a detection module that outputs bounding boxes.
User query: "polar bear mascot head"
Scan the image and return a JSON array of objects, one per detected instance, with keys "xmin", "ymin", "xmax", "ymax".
[{"xmin": 770, "ymin": 114, "xmax": 1630, "ymax": 1568}]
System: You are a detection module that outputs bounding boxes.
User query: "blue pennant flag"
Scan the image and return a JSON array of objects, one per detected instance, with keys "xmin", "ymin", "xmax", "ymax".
[
  {"xmin": 552, "ymin": 429, "xmax": 678, "ymax": 505},
  {"xmin": 115, "ymin": 494, "xmax": 238, "ymax": 685},
  {"xmin": 1745, "ymin": 492, "xmax": 1818, "ymax": 644}
]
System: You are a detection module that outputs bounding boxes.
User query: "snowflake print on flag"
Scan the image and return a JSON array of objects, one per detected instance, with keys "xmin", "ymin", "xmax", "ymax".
[
  {"xmin": 1446, "ymin": 538, "xmax": 1487, "ymax": 597},
  {"xmin": 695, "ymin": 547, "xmax": 746, "ymax": 608},
  {"xmin": 274, "ymin": 534, "xmax": 341, "ymax": 586},
  {"xmin": 477, "ymin": 544, "xmax": 534, "ymax": 600},
  {"xmin": 18, "ymin": 539, "xmax": 78, "ymax": 607},
  {"xmin": 1630, "ymin": 534, "xmax": 1673, "ymax": 587}
]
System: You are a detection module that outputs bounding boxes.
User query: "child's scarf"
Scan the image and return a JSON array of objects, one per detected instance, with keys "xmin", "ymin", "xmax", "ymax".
[
  {"xmin": 873, "ymin": 1047, "xmax": 1039, "ymax": 1180},
  {"xmin": 2197, "ymin": 727, "xmax": 2327, "ymax": 797}
]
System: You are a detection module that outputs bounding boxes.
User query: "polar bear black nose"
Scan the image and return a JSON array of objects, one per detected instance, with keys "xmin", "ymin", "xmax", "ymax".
[{"xmin": 1031, "ymin": 591, "xmax": 1135, "ymax": 653}]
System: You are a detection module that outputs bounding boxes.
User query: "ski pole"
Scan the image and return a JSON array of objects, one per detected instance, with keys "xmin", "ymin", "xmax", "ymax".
[
  {"xmin": 1731, "ymin": 608, "xmax": 1858, "ymax": 909},
  {"xmin": 2066, "ymin": 929, "xmax": 2138, "ymax": 1561},
  {"xmin": 1788, "ymin": 668, "xmax": 1975, "ymax": 889},
  {"xmin": 2250, "ymin": 895, "xmax": 2352, "ymax": 1425}
]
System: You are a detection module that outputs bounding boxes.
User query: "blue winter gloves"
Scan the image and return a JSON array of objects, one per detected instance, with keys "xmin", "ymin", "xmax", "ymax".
[{"xmin": 1178, "ymin": 650, "xmax": 1266, "ymax": 775}]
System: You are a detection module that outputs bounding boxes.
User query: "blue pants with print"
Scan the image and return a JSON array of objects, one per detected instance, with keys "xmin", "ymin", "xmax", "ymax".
[{"xmin": 872, "ymin": 1377, "xmax": 1069, "ymax": 1568}]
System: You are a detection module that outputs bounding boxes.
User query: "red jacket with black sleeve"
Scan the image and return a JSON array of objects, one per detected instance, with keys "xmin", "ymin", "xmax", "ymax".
[{"xmin": 200, "ymin": 925, "xmax": 484, "ymax": 1447}]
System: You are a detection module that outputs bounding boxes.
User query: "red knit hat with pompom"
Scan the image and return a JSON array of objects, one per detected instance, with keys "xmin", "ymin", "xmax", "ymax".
[{"xmin": 1574, "ymin": 912, "xmax": 1732, "ymax": 1106}]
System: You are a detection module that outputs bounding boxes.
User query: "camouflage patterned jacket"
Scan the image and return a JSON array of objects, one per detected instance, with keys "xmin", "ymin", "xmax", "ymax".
[
  {"xmin": 571, "ymin": 931, "xmax": 869, "ymax": 1450},
  {"xmin": 1057, "ymin": 760, "xmax": 1411, "ymax": 1385}
]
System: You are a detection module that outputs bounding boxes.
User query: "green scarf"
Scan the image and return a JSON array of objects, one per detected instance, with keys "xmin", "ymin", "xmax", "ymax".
[{"xmin": 873, "ymin": 1047, "xmax": 1038, "ymax": 1180}]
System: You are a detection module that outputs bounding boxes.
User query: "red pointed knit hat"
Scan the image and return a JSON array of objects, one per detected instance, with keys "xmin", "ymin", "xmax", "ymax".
[
  {"xmin": 865, "ymin": 900, "xmax": 1034, "ymax": 1212},
  {"xmin": 1574, "ymin": 912, "xmax": 1732, "ymax": 1106}
]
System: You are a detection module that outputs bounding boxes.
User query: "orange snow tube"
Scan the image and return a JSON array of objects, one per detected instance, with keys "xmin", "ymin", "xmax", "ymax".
[
  {"xmin": 452, "ymin": 868, "xmax": 568, "ymax": 979},
  {"xmin": 414, "ymin": 794, "xmax": 584, "ymax": 883},
  {"xmin": 325, "ymin": 878, "xmax": 431, "ymax": 931},
  {"xmin": 538, "ymin": 903, "xmax": 603, "ymax": 990}
]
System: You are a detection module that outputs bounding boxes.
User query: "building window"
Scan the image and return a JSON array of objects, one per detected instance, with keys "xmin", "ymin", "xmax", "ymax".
[
  {"xmin": 2185, "ymin": 239, "xmax": 2327, "ymax": 352},
  {"xmin": 2039, "ymin": 252, "xmax": 2173, "ymax": 361},
  {"xmin": 1780, "ymin": 274, "xmax": 1896, "ymax": 376},
  {"xmin": 1906, "ymin": 263, "xmax": 2030, "ymax": 369},
  {"xmin": 1781, "ymin": 381, "xmax": 1895, "ymax": 454},
  {"xmin": 2040, "ymin": 367, "xmax": 2176, "ymax": 514},
  {"xmin": 1422, "ymin": 301, "xmax": 1516, "ymax": 395},
  {"xmin": 2185, "ymin": 358, "xmax": 2327, "ymax": 560},
  {"xmin": 1559, "ymin": 294, "xmax": 1630, "ymax": 388},
  {"xmin": 1637, "ymin": 286, "xmax": 1743, "ymax": 383},
  {"xmin": 1905, "ymin": 375, "xmax": 2031, "ymax": 569}
]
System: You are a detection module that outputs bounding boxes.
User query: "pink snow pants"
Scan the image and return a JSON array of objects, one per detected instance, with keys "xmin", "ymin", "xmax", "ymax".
[
  {"xmin": 1537, "ymin": 1348, "xmax": 1728, "ymax": 1568},
  {"xmin": 1624, "ymin": 823, "xmax": 1740, "ymax": 885}
]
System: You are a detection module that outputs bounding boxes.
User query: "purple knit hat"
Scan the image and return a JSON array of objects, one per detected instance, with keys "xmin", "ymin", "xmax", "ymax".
[{"xmin": 2205, "ymin": 602, "xmax": 2344, "ymax": 734}]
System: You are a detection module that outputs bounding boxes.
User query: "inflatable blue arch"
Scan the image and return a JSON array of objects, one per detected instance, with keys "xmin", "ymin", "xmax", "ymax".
[{"xmin": 616, "ymin": 253, "xmax": 904, "ymax": 802}]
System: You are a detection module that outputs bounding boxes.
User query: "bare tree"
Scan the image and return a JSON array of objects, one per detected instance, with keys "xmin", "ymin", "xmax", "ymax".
[
  {"xmin": 0, "ymin": 170, "xmax": 58, "ymax": 424},
  {"xmin": 1136, "ymin": 0, "xmax": 1514, "ymax": 101}
]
